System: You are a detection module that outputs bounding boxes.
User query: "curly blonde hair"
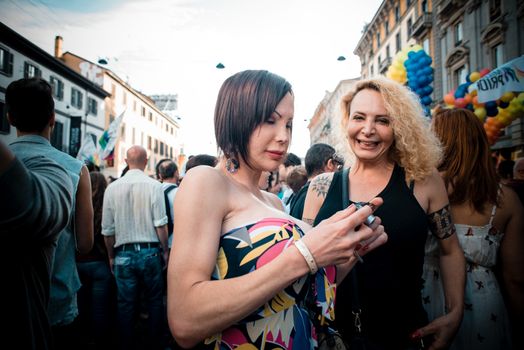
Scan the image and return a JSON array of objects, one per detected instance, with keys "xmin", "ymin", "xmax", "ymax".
[{"xmin": 340, "ymin": 76, "xmax": 442, "ymax": 182}]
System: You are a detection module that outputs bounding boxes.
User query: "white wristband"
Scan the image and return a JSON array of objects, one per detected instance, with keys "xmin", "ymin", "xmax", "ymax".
[{"xmin": 294, "ymin": 239, "xmax": 318, "ymax": 274}]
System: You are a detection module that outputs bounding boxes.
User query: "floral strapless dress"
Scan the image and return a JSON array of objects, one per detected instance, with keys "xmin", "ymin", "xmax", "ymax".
[{"xmin": 202, "ymin": 218, "xmax": 336, "ymax": 350}]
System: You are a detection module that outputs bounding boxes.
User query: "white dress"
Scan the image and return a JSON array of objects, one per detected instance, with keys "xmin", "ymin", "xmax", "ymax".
[{"xmin": 422, "ymin": 204, "xmax": 512, "ymax": 349}]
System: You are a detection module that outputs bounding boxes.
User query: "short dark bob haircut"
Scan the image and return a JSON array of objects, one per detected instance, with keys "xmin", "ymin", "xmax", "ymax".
[{"xmin": 214, "ymin": 70, "xmax": 293, "ymax": 167}]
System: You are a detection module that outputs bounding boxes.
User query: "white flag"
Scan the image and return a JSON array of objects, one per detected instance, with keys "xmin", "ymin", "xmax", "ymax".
[{"xmin": 98, "ymin": 111, "xmax": 125, "ymax": 160}]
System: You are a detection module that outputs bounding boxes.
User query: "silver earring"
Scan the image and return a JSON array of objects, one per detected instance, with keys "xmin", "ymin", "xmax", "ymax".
[{"xmin": 225, "ymin": 158, "xmax": 239, "ymax": 174}]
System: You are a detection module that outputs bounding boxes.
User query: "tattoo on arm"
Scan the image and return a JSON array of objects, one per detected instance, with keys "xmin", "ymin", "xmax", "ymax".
[
  {"xmin": 303, "ymin": 218, "xmax": 314, "ymax": 225},
  {"xmin": 428, "ymin": 205, "xmax": 456, "ymax": 240},
  {"xmin": 311, "ymin": 175, "xmax": 331, "ymax": 198}
]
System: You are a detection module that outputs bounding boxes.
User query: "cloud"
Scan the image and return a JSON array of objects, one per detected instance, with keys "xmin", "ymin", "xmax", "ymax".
[{"xmin": 0, "ymin": 0, "xmax": 382, "ymax": 156}]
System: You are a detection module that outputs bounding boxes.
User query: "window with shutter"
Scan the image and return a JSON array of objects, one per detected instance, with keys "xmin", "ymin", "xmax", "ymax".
[
  {"xmin": 50, "ymin": 76, "xmax": 65, "ymax": 101},
  {"xmin": 24, "ymin": 62, "xmax": 41, "ymax": 78},
  {"xmin": 0, "ymin": 47, "xmax": 13, "ymax": 76},
  {"xmin": 50, "ymin": 121, "xmax": 64, "ymax": 150},
  {"xmin": 0, "ymin": 102, "xmax": 10, "ymax": 134}
]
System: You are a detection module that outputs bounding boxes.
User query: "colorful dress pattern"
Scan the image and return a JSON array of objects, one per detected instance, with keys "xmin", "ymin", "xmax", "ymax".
[
  {"xmin": 422, "ymin": 204, "xmax": 512, "ymax": 349},
  {"xmin": 203, "ymin": 218, "xmax": 336, "ymax": 350}
]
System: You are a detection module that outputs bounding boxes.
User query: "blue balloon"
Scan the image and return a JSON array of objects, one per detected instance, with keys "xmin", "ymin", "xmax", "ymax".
[
  {"xmin": 486, "ymin": 107, "xmax": 498, "ymax": 117},
  {"xmin": 485, "ymin": 101, "xmax": 498, "ymax": 109},
  {"xmin": 454, "ymin": 88, "xmax": 466, "ymax": 98},
  {"xmin": 421, "ymin": 96, "xmax": 432, "ymax": 105}
]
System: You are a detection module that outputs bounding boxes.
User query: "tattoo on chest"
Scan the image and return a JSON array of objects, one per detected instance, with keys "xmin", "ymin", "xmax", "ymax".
[
  {"xmin": 428, "ymin": 205, "xmax": 456, "ymax": 239},
  {"xmin": 311, "ymin": 175, "xmax": 331, "ymax": 198}
]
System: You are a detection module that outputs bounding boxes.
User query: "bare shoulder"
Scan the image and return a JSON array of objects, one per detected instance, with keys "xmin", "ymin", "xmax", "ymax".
[
  {"xmin": 302, "ymin": 172, "xmax": 335, "ymax": 225},
  {"xmin": 415, "ymin": 168, "xmax": 444, "ymax": 190},
  {"xmin": 500, "ymin": 184, "xmax": 524, "ymax": 213},
  {"xmin": 180, "ymin": 165, "xmax": 227, "ymax": 191},
  {"xmin": 174, "ymin": 166, "xmax": 230, "ymax": 221},
  {"xmin": 413, "ymin": 168, "xmax": 448, "ymax": 213},
  {"xmin": 308, "ymin": 172, "xmax": 335, "ymax": 198}
]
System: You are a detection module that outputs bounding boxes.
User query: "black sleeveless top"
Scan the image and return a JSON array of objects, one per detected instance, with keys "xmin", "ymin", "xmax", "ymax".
[{"xmin": 314, "ymin": 164, "xmax": 429, "ymax": 349}]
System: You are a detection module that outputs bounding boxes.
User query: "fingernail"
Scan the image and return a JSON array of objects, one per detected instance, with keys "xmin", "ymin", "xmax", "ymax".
[
  {"xmin": 368, "ymin": 202, "xmax": 377, "ymax": 212},
  {"xmin": 355, "ymin": 243, "xmax": 362, "ymax": 250},
  {"xmin": 410, "ymin": 330, "xmax": 422, "ymax": 339},
  {"xmin": 361, "ymin": 244, "xmax": 370, "ymax": 252}
]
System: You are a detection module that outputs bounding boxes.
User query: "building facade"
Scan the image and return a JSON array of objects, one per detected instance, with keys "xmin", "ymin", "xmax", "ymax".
[
  {"xmin": 352, "ymin": 0, "xmax": 524, "ymax": 153},
  {"xmin": 308, "ymin": 79, "xmax": 359, "ymax": 162},
  {"xmin": 0, "ymin": 22, "xmax": 109, "ymax": 155},
  {"xmin": 57, "ymin": 38, "xmax": 183, "ymax": 177}
]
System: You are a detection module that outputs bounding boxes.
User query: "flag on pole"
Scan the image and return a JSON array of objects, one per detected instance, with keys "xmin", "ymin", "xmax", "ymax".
[
  {"xmin": 76, "ymin": 134, "xmax": 100, "ymax": 166},
  {"xmin": 99, "ymin": 111, "xmax": 125, "ymax": 160}
]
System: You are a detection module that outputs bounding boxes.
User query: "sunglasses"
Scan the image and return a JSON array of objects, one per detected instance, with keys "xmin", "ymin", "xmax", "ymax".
[{"xmin": 331, "ymin": 154, "xmax": 344, "ymax": 170}]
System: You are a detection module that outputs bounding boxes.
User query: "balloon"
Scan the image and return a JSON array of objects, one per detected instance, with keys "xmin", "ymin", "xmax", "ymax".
[
  {"xmin": 485, "ymin": 101, "xmax": 498, "ymax": 109},
  {"xmin": 474, "ymin": 107, "xmax": 487, "ymax": 120},
  {"xmin": 469, "ymin": 71, "xmax": 480, "ymax": 83},
  {"xmin": 499, "ymin": 101, "xmax": 509, "ymax": 109},
  {"xmin": 454, "ymin": 98, "xmax": 467, "ymax": 108},
  {"xmin": 479, "ymin": 68, "xmax": 491, "ymax": 77},
  {"xmin": 500, "ymin": 91, "xmax": 515, "ymax": 103}
]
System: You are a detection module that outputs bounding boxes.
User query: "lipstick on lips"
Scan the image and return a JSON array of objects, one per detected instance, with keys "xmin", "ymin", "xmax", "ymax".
[{"xmin": 266, "ymin": 150, "xmax": 284, "ymax": 160}]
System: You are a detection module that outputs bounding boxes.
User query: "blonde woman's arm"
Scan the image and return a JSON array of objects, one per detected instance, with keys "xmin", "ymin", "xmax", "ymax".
[{"xmin": 414, "ymin": 170, "xmax": 465, "ymax": 350}]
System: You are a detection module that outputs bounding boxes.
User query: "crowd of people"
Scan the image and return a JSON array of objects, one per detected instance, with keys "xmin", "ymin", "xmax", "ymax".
[{"xmin": 1, "ymin": 73, "xmax": 523, "ymax": 350}]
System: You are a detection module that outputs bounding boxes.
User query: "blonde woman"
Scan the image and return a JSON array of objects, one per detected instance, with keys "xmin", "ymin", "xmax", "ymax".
[{"xmin": 303, "ymin": 77, "xmax": 465, "ymax": 350}]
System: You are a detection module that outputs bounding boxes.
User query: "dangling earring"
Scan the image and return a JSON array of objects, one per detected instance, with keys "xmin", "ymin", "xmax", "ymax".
[{"xmin": 225, "ymin": 158, "xmax": 239, "ymax": 174}]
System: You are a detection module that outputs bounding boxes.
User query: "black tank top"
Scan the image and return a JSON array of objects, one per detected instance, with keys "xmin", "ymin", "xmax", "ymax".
[{"xmin": 314, "ymin": 164, "xmax": 429, "ymax": 349}]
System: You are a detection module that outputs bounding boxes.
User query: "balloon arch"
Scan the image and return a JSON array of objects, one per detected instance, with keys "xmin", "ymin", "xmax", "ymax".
[{"xmin": 386, "ymin": 48, "xmax": 524, "ymax": 145}]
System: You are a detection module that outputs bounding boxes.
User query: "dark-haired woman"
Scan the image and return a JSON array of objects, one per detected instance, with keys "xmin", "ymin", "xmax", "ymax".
[{"xmin": 166, "ymin": 70, "xmax": 387, "ymax": 349}]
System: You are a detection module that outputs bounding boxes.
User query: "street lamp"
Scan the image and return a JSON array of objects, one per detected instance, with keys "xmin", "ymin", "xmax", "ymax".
[
  {"xmin": 337, "ymin": 56, "xmax": 346, "ymax": 61},
  {"xmin": 216, "ymin": 62, "xmax": 225, "ymax": 69}
]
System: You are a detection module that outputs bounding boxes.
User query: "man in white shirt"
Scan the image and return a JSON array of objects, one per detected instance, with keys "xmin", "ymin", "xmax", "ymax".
[{"xmin": 102, "ymin": 145, "xmax": 168, "ymax": 350}]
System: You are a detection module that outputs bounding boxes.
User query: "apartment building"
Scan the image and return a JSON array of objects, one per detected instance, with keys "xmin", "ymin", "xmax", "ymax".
[
  {"xmin": 354, "ymin": 0, "xmax": 424, "ymax": 80},
  {"xmin": 56, "ymin": 37, "xmax": 183, "ymax": 177},
  {"xmin": 0, "ymin": 22, "xmax": 109, "ymax": 155},
  {"xmin": 308, "ymin": 79, "xmax": 359, "ymax": 159}
]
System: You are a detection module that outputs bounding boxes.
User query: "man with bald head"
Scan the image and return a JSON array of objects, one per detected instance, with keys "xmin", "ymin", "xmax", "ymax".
[{"xmin": 102, "ymin": 145, "xmax": 168, "ymax": 349}]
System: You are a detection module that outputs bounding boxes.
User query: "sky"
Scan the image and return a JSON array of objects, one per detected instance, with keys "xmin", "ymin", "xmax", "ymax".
[{"xmin": 0, "ymin": 0, "xmax": 383, "ymax": 158}]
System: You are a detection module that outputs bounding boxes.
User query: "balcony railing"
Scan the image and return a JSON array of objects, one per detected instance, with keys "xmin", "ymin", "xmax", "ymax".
[
  {"xmin": 437, "ymin": 0, "xmax": 454, "ymax": 16},
  {"xmin": 411, "ymin": 12, "xmax": 432, "ymax": 38}
]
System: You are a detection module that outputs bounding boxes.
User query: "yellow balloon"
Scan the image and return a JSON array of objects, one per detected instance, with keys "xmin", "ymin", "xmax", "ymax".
[
  {"xmin": 469, "ymin": 71, "xmax": 480, "ymax": 83},
  {"xmin": 497, "ymin": 107, "xmax": 509, "ymax": 118},
  {"xmin": 500, "ymin": 91, "xmax": 515, "ymax": 103},
  {"xmin": 497, "ymin": 114, "xmax": 512, "ymax": 126},
  {"xmin": 474, "ymin": 107, "xmax": 487, "ymax": 120}
]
